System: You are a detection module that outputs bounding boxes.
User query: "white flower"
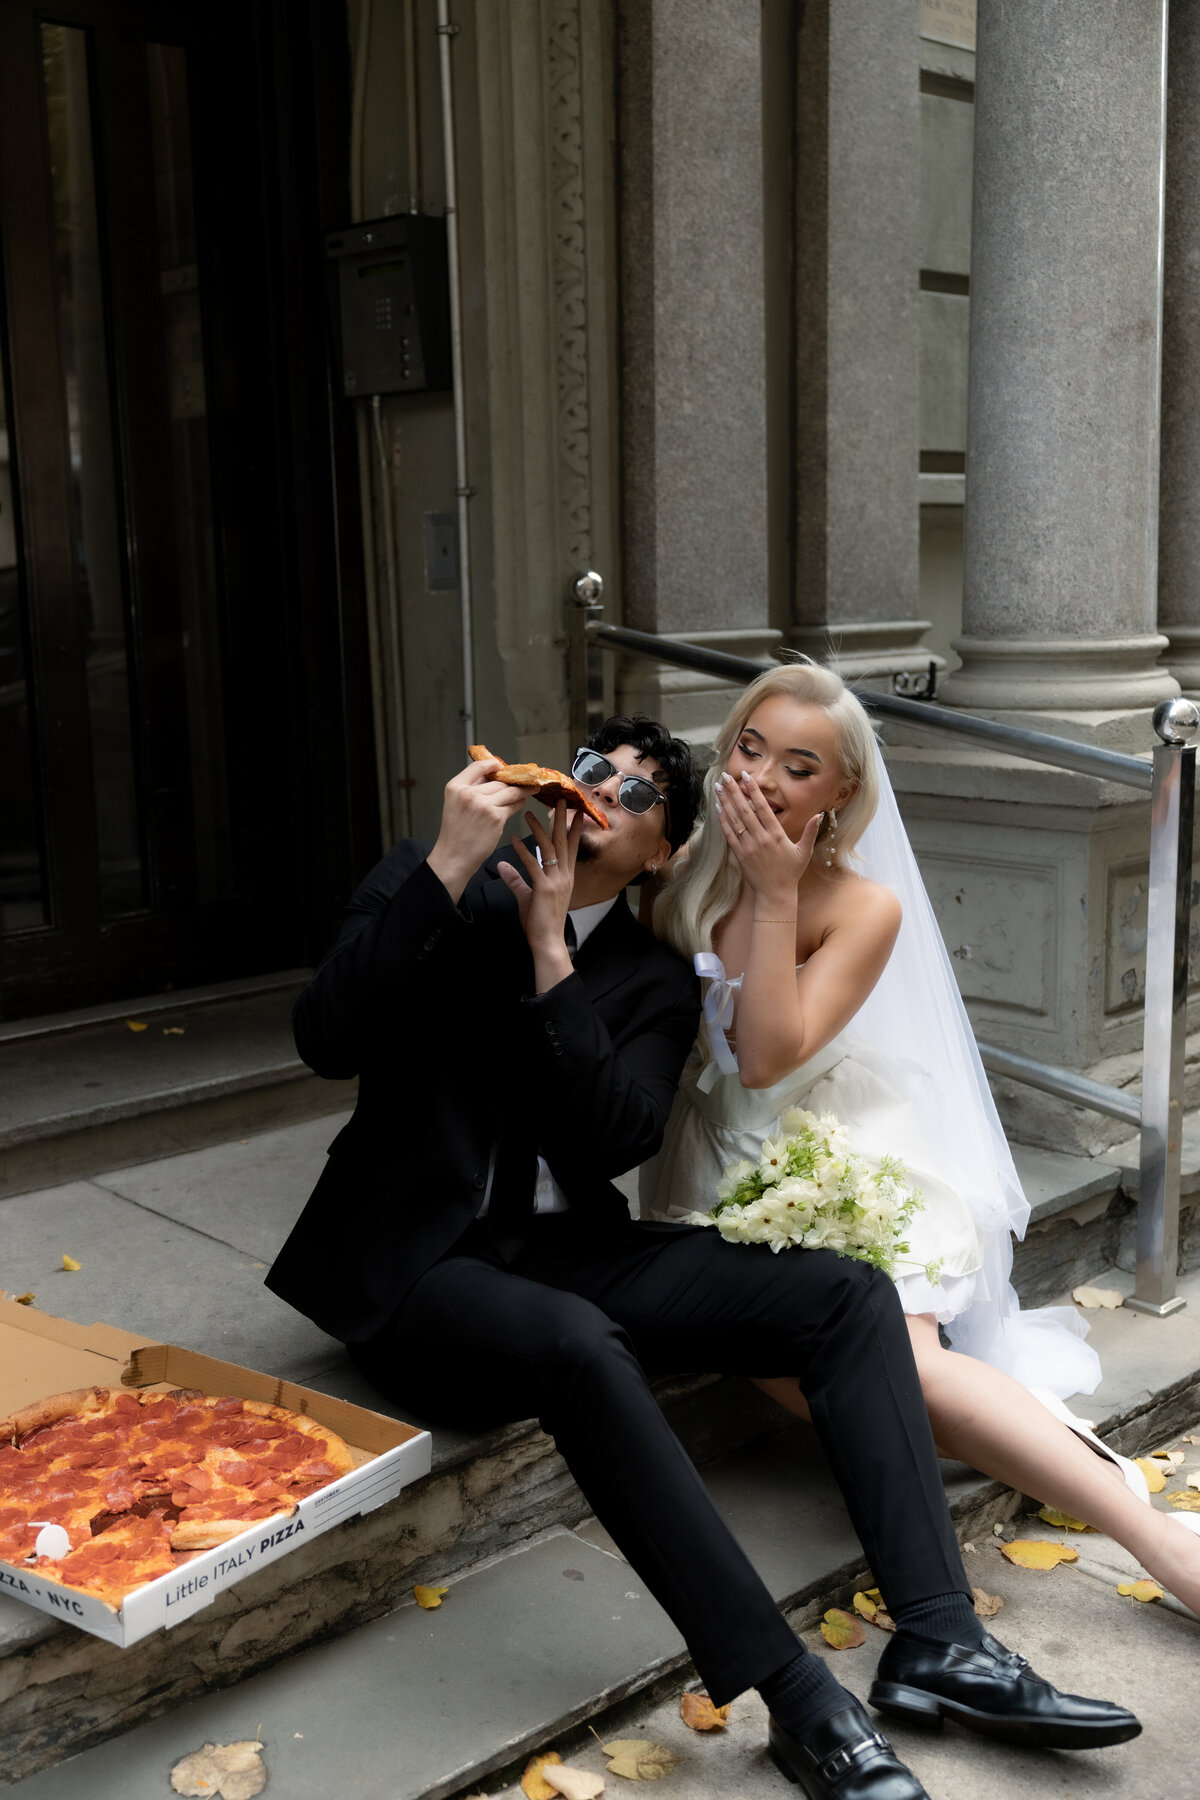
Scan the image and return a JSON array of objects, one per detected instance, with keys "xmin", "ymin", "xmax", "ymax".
[
  {"xmin": 757, "ymin": 1136, "xmax": 791, "ymax": 1184},
  {"xmin": 707, "ymin": 1111, "xmax": 924, "ymax": 1279}
]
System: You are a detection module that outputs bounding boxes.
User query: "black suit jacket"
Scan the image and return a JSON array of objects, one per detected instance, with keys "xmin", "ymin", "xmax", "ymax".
[{"xmin": 267, "ymin": 840, "xmax": 701, "ymax": 1341}]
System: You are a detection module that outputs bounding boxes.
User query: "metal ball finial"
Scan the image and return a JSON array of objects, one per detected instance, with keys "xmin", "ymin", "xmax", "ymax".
[{"xmin": 1153, "ymin": 697, "xmax": 1200, "ymax": 745}]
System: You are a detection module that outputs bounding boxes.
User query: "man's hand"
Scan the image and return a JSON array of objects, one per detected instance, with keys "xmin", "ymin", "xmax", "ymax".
[
  {"xmin": 427, "ymin": 758, "xmax": 530, "ymax": 904},
  {"xmin": 498, "ymin": 802, "xmax": 585, "ymax": 992}
]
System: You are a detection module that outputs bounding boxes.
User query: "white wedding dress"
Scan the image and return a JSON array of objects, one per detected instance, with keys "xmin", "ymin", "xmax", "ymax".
[
  {"xmin": 640, "ymin": 741, "xmax": 1103, "ymax": 1404},
  {"xmin": 639, "ymin": 993, "xmax": 984, "ymax": 1325}
]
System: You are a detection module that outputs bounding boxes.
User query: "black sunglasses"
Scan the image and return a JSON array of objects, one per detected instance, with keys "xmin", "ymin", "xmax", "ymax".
[{"xmin": 572, "ymin": 749, "xmax": 670, "ymax": 822}]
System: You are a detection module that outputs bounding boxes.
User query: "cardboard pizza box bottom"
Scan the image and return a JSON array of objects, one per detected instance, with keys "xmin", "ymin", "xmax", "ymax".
[{"xmin": 0, "ymin": 1298, "xmax": 431, "ymax": 1646}]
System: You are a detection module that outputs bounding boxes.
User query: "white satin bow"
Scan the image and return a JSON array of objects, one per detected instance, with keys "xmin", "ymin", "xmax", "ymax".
[{"xmin": 694, "ymin": 952, "xmax": 740, "ymax": 1092}]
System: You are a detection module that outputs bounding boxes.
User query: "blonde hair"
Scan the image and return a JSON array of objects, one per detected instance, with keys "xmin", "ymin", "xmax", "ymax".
[{"xmin": 653, "ymin": 660, "xmax": 880, "ymax": 961}]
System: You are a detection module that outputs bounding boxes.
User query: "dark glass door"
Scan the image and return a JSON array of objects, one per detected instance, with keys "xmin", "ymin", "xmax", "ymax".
[{"xmin": 0, "ymin": 0, "xmax": 376, "ymax": 1018}]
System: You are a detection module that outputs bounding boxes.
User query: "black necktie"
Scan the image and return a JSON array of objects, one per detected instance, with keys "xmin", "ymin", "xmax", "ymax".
[
  {"xmin": 564, "ymin": 916, "xmax": 577, "ymax": 960},
  {"xmin": 485, "ymin": 1132, "xmax": 537, "ymax": 1238}
]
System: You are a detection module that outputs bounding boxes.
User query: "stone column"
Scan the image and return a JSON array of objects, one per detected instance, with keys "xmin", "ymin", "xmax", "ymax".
[
  {"xmin": 939, "ymin": 0, "xmax": 1177, "ymax": 740},
  {"xmin": 887, "ymin": 0, "xmax": 1188, "ymax": 1159},
  {"xmin": 790, "ymin": 0, "xmax": 932, "ymax": 686},
  {"xmin": 617, "ymin": 0, "xmax": 778, "ymax": 742},
  {"xmin": 1158, "ymin": 1, "xmax": 1200, "ymax": 697}
]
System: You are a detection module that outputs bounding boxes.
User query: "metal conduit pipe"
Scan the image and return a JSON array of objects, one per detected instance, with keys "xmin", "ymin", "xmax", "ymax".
[
  {"xmin": 349, "ymin": 0, "xmax": 394, "ymax": 847},
  {"xmin": 436, "ymin": 0, "xmax": 475, "ymax": 751}
]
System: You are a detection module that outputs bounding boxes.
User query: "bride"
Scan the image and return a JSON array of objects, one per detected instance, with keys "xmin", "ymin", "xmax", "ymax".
[{"xmin": 641, "ymin": 659, "xmax": 1200, "ymax": 1613}]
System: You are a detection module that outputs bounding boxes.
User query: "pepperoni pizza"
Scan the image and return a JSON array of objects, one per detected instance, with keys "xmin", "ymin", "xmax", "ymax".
[{"xmin": 0, "ymin": 1386, "xmax": 355, "ymax": 1609}]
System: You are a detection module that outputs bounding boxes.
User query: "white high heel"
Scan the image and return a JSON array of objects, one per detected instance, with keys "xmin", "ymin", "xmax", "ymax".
[{"xmin": 1026, "ymin": 1385, "xmax": 1152, "ymax": 1506}]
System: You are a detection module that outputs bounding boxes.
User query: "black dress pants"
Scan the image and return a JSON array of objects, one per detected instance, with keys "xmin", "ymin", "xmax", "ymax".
[{"xmin": 349, "ymin": 1217, "xmax": 969, "ymax": 1705}]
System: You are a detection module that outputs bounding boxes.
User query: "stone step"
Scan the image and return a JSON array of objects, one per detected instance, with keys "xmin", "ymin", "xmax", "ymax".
[
  {"xmin": 13, "ymin": 1260, "xmax": 1200, "ymax": 1800},
  {"xmin": 0, "ymin": 1415, "xmax": 1005, "ymax": 1799},
  {"xmin": 8, "ymin": 1252, "xmax": 1200, "ymax": 1793},
  {"xmin": 1009, "ymin": 1141, "xmax": 1126, "ymax": 1307},
  {"xmin": 0, "ymin": 974, "xmax": 356, "ymax": 1199},
  {"xmin": 0, "ymin": 1369, "xmax": 790, "ymax": 1785},
  {"xmin": 1, "ymin": 1098, "xmax": 1192, "ymax": 1789},
  {"xmin": 1010, "ymin": 1114, "xmax": 1200, "ymax": 1305}
]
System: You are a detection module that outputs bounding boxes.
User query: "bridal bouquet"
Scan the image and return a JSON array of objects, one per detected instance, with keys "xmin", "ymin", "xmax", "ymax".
[{"xmin": 690, "ymin": 1106, "xmax": 940, "ymax": 1283}]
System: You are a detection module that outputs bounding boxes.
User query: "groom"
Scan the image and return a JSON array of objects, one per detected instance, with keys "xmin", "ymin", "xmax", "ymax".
[{"xmin": 268, "ymin": 715, "xmax": 1138, "ymax": 1799}]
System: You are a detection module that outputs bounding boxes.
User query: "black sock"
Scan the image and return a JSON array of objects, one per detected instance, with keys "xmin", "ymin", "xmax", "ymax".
[
  {"xmin": 758, "ymin": 1648, "xmax": 856, "ymax": 1740},
  {"xmin": 892, "ymin": 1589, "xmax": 984, "ymax": 1647}
]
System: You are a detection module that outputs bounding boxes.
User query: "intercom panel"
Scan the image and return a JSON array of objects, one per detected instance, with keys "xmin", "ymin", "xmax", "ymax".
[{"xmin": 326, "ymin": 215, "xmax": 451, "ymax": 398}]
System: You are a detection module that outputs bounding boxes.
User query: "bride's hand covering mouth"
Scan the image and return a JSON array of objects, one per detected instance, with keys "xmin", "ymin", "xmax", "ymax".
[{"xmin": 714, "ymin": 768, "xmax": 822, "ymax": 907}]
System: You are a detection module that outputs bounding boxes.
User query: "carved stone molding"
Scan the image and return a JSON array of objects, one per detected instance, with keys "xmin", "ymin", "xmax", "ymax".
[{"xmin": 547, "ymin": 0, "xmax": 591, "ymax": 573}]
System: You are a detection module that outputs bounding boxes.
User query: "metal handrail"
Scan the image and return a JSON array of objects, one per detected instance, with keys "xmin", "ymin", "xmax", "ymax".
[
  {"xmin": 568, "ymin": 587, "xmax": 1198, "ymax": 1315},
  {"xmin": 585, "ymin": 621, "xmax": 1155, "ymax": 791}
]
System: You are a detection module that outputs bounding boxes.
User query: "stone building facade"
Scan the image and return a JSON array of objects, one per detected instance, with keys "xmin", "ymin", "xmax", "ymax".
[
  {"xmin": 0, "ymin": 0, "xmax": 1189, "ymax": 1160},
  {"xmin": 345, "ymin": 0, "xmax": 1192, "ymax": 1155}
]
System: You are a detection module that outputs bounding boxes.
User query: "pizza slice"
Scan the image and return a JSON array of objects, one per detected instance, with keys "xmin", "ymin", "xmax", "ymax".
[{"xmin": 468, "ymin": 744, "xmax": 609, "ymax": 829}]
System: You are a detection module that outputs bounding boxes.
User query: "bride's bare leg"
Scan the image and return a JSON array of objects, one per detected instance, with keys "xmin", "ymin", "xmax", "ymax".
[
  {"xmin": 755, "ymin": 1315, "xmax": 1200, "ymax": 1614},
  {"xmin": 752, "ymin": 1371, "xmax": 958, "ymax": 1456}
]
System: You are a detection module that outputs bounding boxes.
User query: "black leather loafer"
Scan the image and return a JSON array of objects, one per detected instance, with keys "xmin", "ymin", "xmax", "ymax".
[
  {"xmin": 767, "ymin": 1703, "xmax": 930, "ymax": 1798},
  {"xmin": 868, "ymin": 1629, "xmax": 1141, "ymax": 1749}
]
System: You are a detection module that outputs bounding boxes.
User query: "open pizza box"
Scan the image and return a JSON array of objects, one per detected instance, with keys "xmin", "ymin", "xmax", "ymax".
[{"xmin": 0, "ymin": 1297, "xmax": 432, "ymax": 1646}]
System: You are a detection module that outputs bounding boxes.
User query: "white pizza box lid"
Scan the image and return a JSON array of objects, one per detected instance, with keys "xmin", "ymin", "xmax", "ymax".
[{"xmin": 0, "ymin": 1296, "xmax": 432, "ymax": 1646}]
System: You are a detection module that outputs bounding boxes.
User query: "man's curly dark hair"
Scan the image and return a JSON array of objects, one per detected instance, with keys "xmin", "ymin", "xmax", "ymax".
[{"xmin": 586, "ymin": 714, "xmax": 700, "ymax": 858}]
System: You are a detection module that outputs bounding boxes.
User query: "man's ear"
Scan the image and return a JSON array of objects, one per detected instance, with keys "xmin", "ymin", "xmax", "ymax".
[{"xmin": 643, "ymin": 831, "xmax": 671, "ymax": 876}]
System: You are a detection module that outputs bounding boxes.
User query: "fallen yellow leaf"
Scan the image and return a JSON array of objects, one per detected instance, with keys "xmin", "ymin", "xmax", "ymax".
[
  {"xmin": 851, "ymin": 1587, "xmax": 895, "ymax": 1631},
  {"xmin": 522, "ymin": 1751, "xmax": 564, "ymax": 1800},
  {"xmin": 680, "ymin": 1691, "xmax": 730, "ymax": 1732},
  {"xmin": 1150, "ymin": 1448, "xmax": 1186, "ymax": 1468},
  {"xmin": 543, "ymin": 1766, "xmax": 606, "ymax": 1799},
  {"xmin": 1117, "ymin": 1579, "xmax": 1163, "ymax": 1604},
  {"xmin": 14, "ymin": 1292, "xmax": 35, "ymax": 1306},
  {"xmin": 61, "ymin": 1253, "xmax": 81, "ymax": 1272},
  {"xmin": 1186, "ymin": 1472, "xmax": 1200, "ymax": 1492},
  {"xmin": 170, "ymin": 1739, "xmax": 266, "ymax": 1800},
  {"xmin": 163, "ymin": 1025, "xmax": 186, "ymax": 1035},
  {"xmin": 125, "ymin": 1018, "xmax": 149, "ymax": 1032},
  {"xmin": 820, "ymin": 1607, "xmax": 866, "ymax": 1649},
  {"xmin": 1000, "ymin": 1540, "xmax": 1080, "ymax": 1570},
  {"xmin": 1071, "ymin": 1285, "xmax": 1124, "ymax": 1309},
  {"xmin": 1037, "ymin": 1506, "xmax": 1091, "ymax": 1531},
  {"xmin": 1170, "ymin": 1489, "xmax": 1200, "ymax": 1511},
  {"xmin": 1183, "ymin": 1434, "xmax": 1200, "ymax": 1446},
  {"xmin": 972, "ymin": 1586, "xmax": 1004, "ymax": 1617},
  {"xmin": 413, "ymin": 1584, "xmax": 449, "ymax": 1610},
  {"xmin": 601, "ymin": 1740, "xmax": 680, "ymax": 1781},
  {"xmin": 1135, "ymin": 1458, "xmax": 1167, "ymax": 1494}
]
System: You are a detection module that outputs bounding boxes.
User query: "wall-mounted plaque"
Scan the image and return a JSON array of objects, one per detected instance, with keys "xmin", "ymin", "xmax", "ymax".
[{"xmin": 920, "ymin": 0, "xmax": 976, "ymax": 51}]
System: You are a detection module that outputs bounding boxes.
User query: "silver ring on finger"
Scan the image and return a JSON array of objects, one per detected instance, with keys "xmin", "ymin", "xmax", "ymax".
[
  {"xmin": 736, "ymin": 827, "xmax": 747, "ymax": 836},
  {"xmin": 544, "ymin": 857, "xmax": 559, "ymax": 868}
]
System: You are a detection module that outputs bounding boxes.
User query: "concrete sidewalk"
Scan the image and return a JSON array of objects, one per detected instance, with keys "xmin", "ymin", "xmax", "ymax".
[
  {"xmin": 483, "ymin": 1490, "xmax": 1200, "ymax": 1800},
  {"xmin": 7, "ymin": 1112, "xmax": 1200, "ymax": 1796}
]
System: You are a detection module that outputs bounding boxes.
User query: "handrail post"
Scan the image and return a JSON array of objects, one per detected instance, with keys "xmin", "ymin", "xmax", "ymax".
[
  {"xmin": 1125, "ymin": 698, "xmax": 1199, "ymax": 1317},
  {"xmin": 568, "ymin": 572, "xmax": 606, "ymax": 751}
]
